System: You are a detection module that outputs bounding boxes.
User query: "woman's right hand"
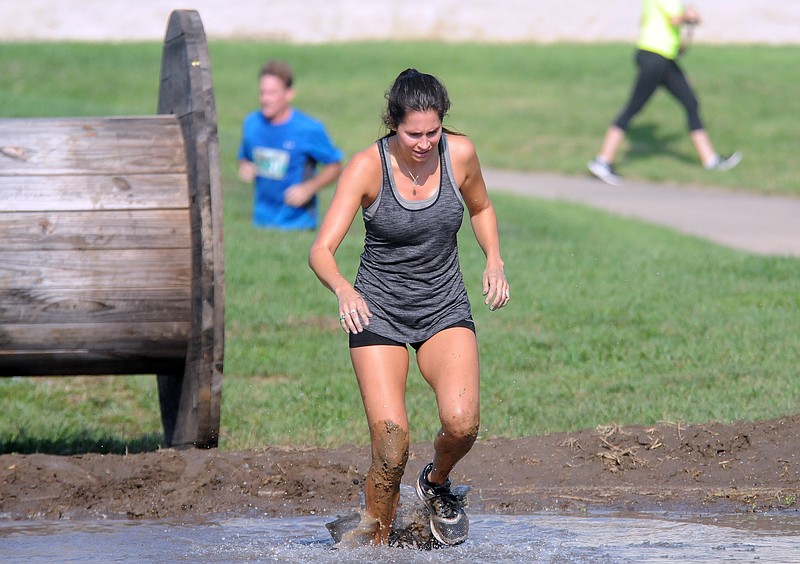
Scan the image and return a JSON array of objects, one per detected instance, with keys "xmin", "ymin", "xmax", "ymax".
[{"xmin": 337, "ymin": 289, "xmax": 372, "ymax": 333}]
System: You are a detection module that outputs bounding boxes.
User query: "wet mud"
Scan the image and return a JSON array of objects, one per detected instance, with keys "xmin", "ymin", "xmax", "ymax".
[
  {"xmin": 1, "ymin": 415, "xmax": 799, "ymax": 523},
  {"xmin": 363, "ymin": 419, "xmax": 409, "ymax": 543}
]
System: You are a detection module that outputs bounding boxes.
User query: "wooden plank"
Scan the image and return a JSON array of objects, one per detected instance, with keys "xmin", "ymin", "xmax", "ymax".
[
  {"xmin": 0, "ymin": 174, "xmax": 189, "ymax": 212},
  {"xmin": 0, "ymin": 116, "xmax": 186, "ymax": 176},
  {"xmin": 0, "ymin": 321, "xmax": 189, "ymax": 376},
  {"xmin": 0, "ymin": 319, "xmax": 189, "ymax": 376},
  {"xmin": 0, "ymin": 210, "xmax": 190, "ymax": 251},
  {"xmin": 0, "ymin": 321, "xmax": 189, "ymax": 351},
  {"xmin": 0, "ymin": 249, "xmax": 191, "ymax": 289},
  {"xmin": 0, "ymin": 287, "xmax": 190, "ymax": 324}
]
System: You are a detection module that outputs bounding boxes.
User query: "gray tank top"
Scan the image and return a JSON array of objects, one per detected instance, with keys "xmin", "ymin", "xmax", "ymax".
[{"xmin": 353, "ymin": 133, "xmax": 472, "ymax": 343}]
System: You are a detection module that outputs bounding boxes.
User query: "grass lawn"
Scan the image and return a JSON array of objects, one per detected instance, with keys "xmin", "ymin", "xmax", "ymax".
[{"xmin": 1, "ymin": 41, "xmax": 798, "ymax": 454}]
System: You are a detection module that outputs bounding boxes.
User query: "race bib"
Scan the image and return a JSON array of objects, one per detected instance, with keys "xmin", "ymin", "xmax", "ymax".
[{"xmin": 253, "ymin": 146, "xmax": 290, "ymax": 180}]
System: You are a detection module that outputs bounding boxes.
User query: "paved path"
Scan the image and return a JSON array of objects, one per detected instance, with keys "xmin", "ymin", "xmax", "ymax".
[{"xmin": 484, "ymin": 169, "xmax": 800, "ymax": 259}]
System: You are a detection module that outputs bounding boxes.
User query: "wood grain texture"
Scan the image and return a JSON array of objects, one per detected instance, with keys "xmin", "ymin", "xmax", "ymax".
[
  {"xmin": 0, "ymin": 174, "xmax": 189, "ymax": 212},
  {"xmin": 0, "ymin": 210, "xmax": 190, "ymax": 251},
  {"xmin": 0, "ymin": 110, "xmax": 192, "ymax": 377},
  {"xmin": 0, "ymin": 10, "xmax": 225, "ymax": 449},
  {"xmin": 0, "ymin": 116, "xmax": 186, "ymax": 175},
  {"xmin": 157, "ymin": 9, "xmax": 225, "ymax": 448}
]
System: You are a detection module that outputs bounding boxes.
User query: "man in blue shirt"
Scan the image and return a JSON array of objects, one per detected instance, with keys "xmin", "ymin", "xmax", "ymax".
[{"xmin": 238, "ymin": 60, "xmax": 344, "ymax": 229}]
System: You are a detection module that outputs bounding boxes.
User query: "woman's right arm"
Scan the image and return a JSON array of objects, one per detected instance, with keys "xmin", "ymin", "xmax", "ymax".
[{"xmin": 308, "ymin": 145, "xmax": 379, "ymax": 332}]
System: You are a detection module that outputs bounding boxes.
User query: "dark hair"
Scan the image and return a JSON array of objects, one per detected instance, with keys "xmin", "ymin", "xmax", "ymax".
[
  {"xmin": 259, "ymin": 60, "xmax": 293, "ymax": 88},
  {"xmin": 382, "ymin": 68, "xmax": 451, "ymax": 131}
]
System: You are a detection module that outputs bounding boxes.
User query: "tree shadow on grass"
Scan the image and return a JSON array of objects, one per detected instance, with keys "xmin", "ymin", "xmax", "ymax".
[
  {"xmin": 0, "ymin": 431, "xmax": 165, "ymax": 456},
  {"xmin": 621, "ymin": 122, "xmax": 696, "ymax": 166}
]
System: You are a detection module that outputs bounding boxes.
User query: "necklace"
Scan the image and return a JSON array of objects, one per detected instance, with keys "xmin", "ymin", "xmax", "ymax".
[
  {"xmin": 405, "ymin": 164, "xmax": 420, "ymax": 194},
  {"xmin": 394, "ymin": 138, "xmax": 421, "ymax": 195}
]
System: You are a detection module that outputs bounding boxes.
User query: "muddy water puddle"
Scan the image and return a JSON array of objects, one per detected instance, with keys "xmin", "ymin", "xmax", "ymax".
[{"xmin": 2, "ymin": 511, "xmax": 799, "ymax": 563}]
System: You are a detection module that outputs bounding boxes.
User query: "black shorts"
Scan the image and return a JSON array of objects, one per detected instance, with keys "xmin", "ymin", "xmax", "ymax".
[{"xmin": 349, "ymin": 319, "xmax": 476, "ymax": 351}]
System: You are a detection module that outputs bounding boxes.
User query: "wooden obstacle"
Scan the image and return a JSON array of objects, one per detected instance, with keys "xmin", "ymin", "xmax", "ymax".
[{"xmin": 0, "ymin": 10, "xmax": 225, "ymax": 448}]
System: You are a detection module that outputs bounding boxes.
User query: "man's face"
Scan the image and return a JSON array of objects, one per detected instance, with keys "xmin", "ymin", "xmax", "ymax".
[{"xmin": 259, "ymin": 74, "xmax": 294, "ymax": 122}]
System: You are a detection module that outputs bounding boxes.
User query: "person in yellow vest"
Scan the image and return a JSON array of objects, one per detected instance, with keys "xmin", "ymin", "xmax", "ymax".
[{"xmin": 588, "ymin": 1, "xmax": 741, "ymax": 185}]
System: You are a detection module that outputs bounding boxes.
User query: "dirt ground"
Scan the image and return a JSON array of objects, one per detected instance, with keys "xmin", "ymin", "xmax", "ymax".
[{"xmin": 2, "ymin": 414, "xmax": 799, "ymax": 523}]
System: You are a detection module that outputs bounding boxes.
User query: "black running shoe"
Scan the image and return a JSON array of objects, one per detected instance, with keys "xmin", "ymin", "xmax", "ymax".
[{"xmin": 415, "ymin": 462, "xmax": 469, "ymax": 546}]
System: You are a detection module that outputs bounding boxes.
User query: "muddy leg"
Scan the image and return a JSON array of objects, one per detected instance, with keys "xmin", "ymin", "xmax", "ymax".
[
  {"xmin": 350, "ymin": 344, "xmax": 411, "ymax": 544},
  {"xmin": 428, "ymin": 419, "xmax": 478, "ymax": 485},
  {"xmin": 365, "ymin": 420, "xmax": 409, "ymax": 543}
]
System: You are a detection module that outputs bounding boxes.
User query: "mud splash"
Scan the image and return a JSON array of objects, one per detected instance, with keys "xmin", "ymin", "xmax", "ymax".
[{"xmin": 326, "ymin": 484, "xmax": 470, "ymax": 550}]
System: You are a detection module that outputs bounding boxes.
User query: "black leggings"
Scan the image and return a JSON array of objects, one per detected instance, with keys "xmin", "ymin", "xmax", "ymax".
[{"xmin": 614, "ymin": 49, "xmax": 704, "ymax": 132}]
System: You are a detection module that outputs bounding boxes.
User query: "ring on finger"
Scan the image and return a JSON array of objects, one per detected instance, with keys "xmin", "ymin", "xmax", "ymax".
[
  {"xmin": 339, "ymin": 313, "xmax": 346, "ymax": 320},
  {"xmin": 349, "ymin": 309, "xmax": 357, "ymax": 314}
]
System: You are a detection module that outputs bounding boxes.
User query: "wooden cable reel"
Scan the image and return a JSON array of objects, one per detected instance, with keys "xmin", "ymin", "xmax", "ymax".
[{"xmin": 0, "ymin": 10, "xmax": 225, "ymax": 448}]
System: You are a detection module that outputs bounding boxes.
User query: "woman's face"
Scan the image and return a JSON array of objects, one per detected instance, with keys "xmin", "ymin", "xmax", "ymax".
[{"xmin": 395, "ymin": 109, "xmax": 442, "ymax": 163}]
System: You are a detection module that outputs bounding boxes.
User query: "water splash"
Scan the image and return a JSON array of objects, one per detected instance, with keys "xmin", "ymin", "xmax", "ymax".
[
  {"xmin": 325, "ymin": 483, "xmax": 469, "ymax": 549},
  {"xmin": 2, "ymin": 508, "xmax": 799, "ymax": 562}
]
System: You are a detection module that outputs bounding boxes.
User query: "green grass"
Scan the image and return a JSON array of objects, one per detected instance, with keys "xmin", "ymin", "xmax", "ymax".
[
  {"xmin": 1, "ymin": 42, "xmax": 799, "ymax": 454},
  {"xmin": 3, "ymin": 42, "xmax": 799, "ymax": 194}
]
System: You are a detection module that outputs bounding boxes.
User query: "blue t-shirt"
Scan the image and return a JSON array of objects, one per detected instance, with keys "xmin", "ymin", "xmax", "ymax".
[{"xmin": 238, "ymin": 109, "xmax": 344, "ymax": 230}]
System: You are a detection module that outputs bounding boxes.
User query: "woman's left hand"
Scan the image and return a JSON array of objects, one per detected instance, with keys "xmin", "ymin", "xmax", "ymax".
[{"xmin": 482, "ymin": 265, "xmax": 510, "ymax": 311}]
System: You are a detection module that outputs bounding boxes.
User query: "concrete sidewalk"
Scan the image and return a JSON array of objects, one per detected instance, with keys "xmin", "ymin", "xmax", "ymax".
[{"xmin": 484, "ymin": 169, "xmax": 800, "ymax": 259}]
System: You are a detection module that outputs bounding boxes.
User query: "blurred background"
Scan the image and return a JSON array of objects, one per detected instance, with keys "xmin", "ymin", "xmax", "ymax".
[{"xmin": 2, "ymin": 0, "xmax": 799, "ymax": 44}]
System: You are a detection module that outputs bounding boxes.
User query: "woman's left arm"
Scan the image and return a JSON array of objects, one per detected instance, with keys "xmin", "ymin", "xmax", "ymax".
[{"xmin": 452, "ymin": 135, "xmax": 510, "ymax": 311}]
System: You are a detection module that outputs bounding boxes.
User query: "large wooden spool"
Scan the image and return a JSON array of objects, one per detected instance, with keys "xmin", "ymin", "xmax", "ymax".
[{"xmin": 0, "ymin": 10, "xmax": 224, "ymax": 448}]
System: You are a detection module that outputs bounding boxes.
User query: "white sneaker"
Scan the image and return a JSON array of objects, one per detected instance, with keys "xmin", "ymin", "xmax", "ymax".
[
  {"xmin": 706, "ymin": 151, "xmax": 742, "ymax": 171},
  {"xmin": 587, "ymin": 158, "xmax": 623, "ymax": 186}
]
